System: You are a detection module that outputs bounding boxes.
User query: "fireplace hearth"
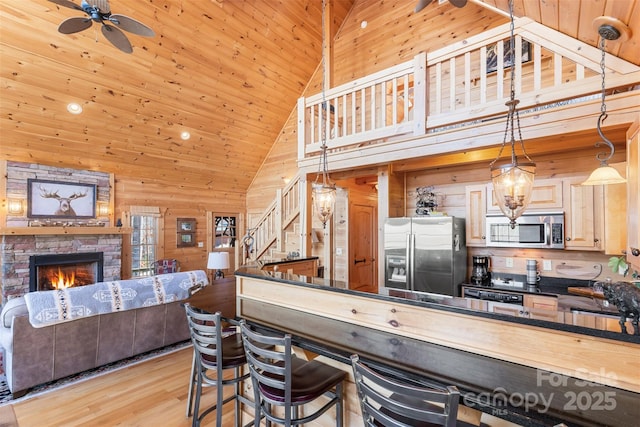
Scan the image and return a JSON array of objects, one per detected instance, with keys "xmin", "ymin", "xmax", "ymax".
[{"xmin": 29, "ymin": 252, "xmax": 104, "ymax": 292}]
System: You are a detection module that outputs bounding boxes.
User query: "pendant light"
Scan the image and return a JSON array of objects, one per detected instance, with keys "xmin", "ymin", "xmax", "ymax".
[
  {"xmin": 489, "ymin": 0, "xmax": 535, "ymax": 228},
  {"xmin": 581, "ymin": 20, "xmax": 627, "ymax": 186},
  {"xmin": 311, "ymin": 0, "xmax": 336, "ymax": 228}
]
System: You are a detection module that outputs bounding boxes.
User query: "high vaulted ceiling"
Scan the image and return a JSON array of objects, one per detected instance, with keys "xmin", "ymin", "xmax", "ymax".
[{"xmin": 1, "ymin": 0, "xmax": 638, "ymax": 195}]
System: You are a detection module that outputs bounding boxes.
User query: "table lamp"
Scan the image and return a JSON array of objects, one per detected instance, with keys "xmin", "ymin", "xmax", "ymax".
[{"xmin": 207, "ymin": 252, "xmax": 230, "ymax": 280}]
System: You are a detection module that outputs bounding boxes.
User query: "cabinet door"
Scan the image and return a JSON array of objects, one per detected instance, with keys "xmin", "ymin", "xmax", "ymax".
[
  {"xmin": 486, "ymin": 179, "xmax": 563, "ymax": 213},
  {"xmin": 563, "ymin": 177, "xmax": 602, "ymax": 251},
  {"xmin": 627, "ymin": 117, "xmax": 640, "ymax": 270},
  {"xmin": 526, "ymin": 307, "xmax": 563, "ymax": 322},
  {"xmin": 487, "ymin": 301, "xmax": 523, "ymax": 317},
  {"xmin": 465, "ymin": 184, "xmax": 486, "ymax": 247},
  {"xmin": 524, "ymin": 294, "xmax": 558, "ymax": 311}
]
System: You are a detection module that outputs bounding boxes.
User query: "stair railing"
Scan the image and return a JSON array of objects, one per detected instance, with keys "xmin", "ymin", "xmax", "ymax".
[{"xmin": 243, "ymin": 174, "xmax": 301, "ymax": 262}]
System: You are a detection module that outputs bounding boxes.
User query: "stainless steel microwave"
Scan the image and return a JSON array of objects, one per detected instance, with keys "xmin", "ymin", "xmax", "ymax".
[{"xmin": 485, "ymin": 212, "xmax": 565, "ymax": 249}]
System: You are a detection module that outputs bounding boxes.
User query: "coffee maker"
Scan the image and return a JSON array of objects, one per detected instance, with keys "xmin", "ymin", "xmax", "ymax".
[{"xmin": 470, "ymin": 256, "xmax": 490, "ymax": 286}]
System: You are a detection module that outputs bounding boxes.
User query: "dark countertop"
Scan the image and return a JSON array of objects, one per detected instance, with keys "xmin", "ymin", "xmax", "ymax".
[
  {"xmin": 235, "ymin": 266, "xmax": 640, "ymax": 344},
  {"xmin": 255, "ymin": 256, "xmax": 319, "ymax": 267}
]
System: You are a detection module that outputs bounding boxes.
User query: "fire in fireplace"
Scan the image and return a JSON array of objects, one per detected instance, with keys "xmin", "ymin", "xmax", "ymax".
[{"xmin": 29, "ymin": 252, "xmax": 104, "ymax": 292}]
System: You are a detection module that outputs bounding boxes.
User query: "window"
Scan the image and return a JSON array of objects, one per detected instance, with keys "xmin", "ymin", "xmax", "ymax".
[
  {"xmin": 214, "ymin": 216, "xmax": 237, "ymax": 248},
  {"xmin": 130, "ymin": 207, "xmax": 160, "ymax": 277}
]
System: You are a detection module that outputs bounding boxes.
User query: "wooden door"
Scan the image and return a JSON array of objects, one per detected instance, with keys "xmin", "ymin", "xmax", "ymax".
[{"xmin": 349, "ymin": 204, "xmax": 377, "ymax": 293}]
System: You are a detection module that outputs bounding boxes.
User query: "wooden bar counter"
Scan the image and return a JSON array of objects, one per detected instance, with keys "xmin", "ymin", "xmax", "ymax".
[{"xmin": 234, "ymin": 267, "xmax": 640, "ymax": 427}]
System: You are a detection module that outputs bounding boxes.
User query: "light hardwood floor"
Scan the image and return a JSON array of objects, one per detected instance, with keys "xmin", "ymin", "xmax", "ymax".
[{"xmin": 9, "ymin": 346, "xmax": 242, "ymax": 426}]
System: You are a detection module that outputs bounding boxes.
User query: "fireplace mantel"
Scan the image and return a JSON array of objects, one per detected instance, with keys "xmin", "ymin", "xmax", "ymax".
[{"xmin": 0, "ymin": 227, "xmax": 132, "ymax": 236}]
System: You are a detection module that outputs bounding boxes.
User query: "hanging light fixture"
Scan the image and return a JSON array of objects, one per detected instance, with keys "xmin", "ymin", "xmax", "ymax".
[
  {"xmin": 311, "ymin": 0, "xmax": 336, "ymax": 228},
  {"xmin": 489, "ymin": 0, "xmax": 536, "ymax": 228},
  {"xmin": 581, "ymin": 19, "xmax": 628, "ymax": 186}
]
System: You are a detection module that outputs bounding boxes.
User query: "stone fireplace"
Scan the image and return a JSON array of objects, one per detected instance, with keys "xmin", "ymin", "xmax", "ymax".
[
  {"xmin": 29, "ymin": 252, "xmax": 104, "ymax": 292},
  {"xmin": 1, "ymin": 233, "xmax": 122, "ymax": 301}
]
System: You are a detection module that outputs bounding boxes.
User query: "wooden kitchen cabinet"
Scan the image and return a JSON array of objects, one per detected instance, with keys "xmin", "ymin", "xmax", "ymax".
[
  {"xmin": 563, "ymin": 177, "xmax": 602, "ymax": 251},
  {"xmin": 486, "ymin": 178, "xmax": 563, "ymax": 213},
  {"xmin": 488, "ymin": 302, "xmax": 562, "ymax": 322},
  {"xmin": 524, "ymin": 294, "xmax": 558, "ymax": 311},
  {"xmin": 465, "ymin": 184, "xmax": 486, "ymax": 246},
  {"xmin": 626, "ymin": 116, "xmax": 640, "ymax": 271}
]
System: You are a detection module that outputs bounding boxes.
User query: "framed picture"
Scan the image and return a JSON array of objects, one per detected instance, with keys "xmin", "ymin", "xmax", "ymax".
[
  {"xmin": 27, "ymin": 179, "xmax": 97, "ymax": 219},
  {"xmin": 177, "ymin": 218, "xmax": 196, "ymax": 247},
  {"xmin": 486, "ymin": 39, "xmax": 531, "ymax": 74},
  {"xmin": 177, "ymin": 218, "xmax": 196, "ymax": 232},
  {"xmin": 177, "ymin": 232, "xmax": 196, "ymax": 247}
]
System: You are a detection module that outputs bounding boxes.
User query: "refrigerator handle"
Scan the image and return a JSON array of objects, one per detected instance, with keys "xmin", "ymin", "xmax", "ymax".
[
  {"xmin": 405, "ymin": 233, "xmax": 413, "ymax": 291},
  {"xmin": 405, "ymin": 233, "xmax": 411, "ymax": 290}
]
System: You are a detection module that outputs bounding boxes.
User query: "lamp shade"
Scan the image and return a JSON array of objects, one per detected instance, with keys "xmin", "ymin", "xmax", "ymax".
[
  {"xmin": 490, "ymin": 161, "xmax": 536, "ymax": 226},
  {"xmin": 207, "ymin": 252, "xmax": 230, "ymax": 270},
  {"xmin": 581, "ymin": 165, "xmax": 626, "ymax": 185}
]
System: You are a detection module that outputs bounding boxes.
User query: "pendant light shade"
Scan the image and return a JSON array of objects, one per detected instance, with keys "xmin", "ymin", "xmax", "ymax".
[
  {"xmin": 489, "ymin": 0, "xmax": 536, "ymax": 228},
  {"xmin": 582, "ymin": 165, "xmax": 625, "ymax": 185},
  {"xmin": 491, "ymin": 161, "xmax": 536, "ymax": 224},
  {"xmin": 311, "ymin": 0, "xmax": 336, "ymax": 228},
  {"xmin": 312, "ymin": 179, "xmax": 336, "ymax": 227},
  {"xmin": 581, "ymin": 20, "xmax": 628, "ymax": 186}
]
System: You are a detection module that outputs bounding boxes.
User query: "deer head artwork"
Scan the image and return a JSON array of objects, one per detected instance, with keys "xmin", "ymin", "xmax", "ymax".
[{"xmin": 39, "ymin": 185, "xmax": 88, "ymax": 216}]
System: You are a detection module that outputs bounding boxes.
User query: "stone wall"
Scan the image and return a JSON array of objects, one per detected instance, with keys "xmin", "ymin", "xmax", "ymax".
[
  {"xmin": 1, "ymin": 234, "xmax": 122, "ymax": 301},
  {"xmin": 2, "ymin": 162, "xmax": 120, "ymax": 302}
]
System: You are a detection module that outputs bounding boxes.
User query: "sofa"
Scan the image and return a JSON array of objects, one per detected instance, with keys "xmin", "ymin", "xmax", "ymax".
[{"xmin": 0, "ymin": 270, "xmax": 208, "ymax": 396}]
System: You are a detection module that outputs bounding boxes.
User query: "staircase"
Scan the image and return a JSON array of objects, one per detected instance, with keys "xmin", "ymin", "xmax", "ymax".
[{"xmin": 244, "ymin": 174, "xmax": 303, "ymax": 262}]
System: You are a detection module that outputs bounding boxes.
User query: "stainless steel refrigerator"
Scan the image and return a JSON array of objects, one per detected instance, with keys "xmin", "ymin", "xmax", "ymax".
[{"xmin": 383, "ymin": 217, "xmax": 466, "ymax": 296}]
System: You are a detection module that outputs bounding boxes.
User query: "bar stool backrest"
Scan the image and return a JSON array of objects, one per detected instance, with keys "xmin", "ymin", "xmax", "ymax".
[
  {"xmin": 351, "ymin": 354, "xmax": 460, "ymax": 427},
  {"xmin": 240, "ymin": 321, "xmax": 292, "ymax": 406},
  {"xmin": 185, "ymin": 304, "xmax": 224, "ymax": 370}
]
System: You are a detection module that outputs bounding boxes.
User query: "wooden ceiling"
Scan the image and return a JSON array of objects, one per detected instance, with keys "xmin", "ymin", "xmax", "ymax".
[{"xmin": 1, "ymin": 0, "xmax": 638, "ymax": 194}]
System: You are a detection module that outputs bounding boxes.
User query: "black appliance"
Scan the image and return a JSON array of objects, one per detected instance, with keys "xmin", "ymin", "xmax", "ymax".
[
  {"xmin": 470, "ymin": 256, "xmax": 490, "ymax": 286},
  {"xmin": 463, "ymin": 287, "xmax": 523, "ymax": 305}
]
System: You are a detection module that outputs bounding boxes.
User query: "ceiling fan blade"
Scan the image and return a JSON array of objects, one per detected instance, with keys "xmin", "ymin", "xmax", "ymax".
[
  {"xmin": 415, "ymin": 0, "xmax": 433, "ymax": 13},
  {"xmin": 449, "ymin": 0, "xmax": 468, "ymax": 7},
  {"xmin": 109, "ymin": 14, "xmax": 155, "ymax": 37},
  {"xmin": 101, "ymin": 24, "xmax": 133, "ymax": 53},
  {"xmin": 48, "ymin": 0, "xmax": 84, "ymax": 12},
  {"xmin": 58, "ymin": 17, "xmax": 92, "ymax": 34}
]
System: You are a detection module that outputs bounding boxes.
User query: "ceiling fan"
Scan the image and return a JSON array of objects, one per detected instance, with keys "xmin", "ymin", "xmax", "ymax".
[
  {"xmin": 415, "ymin": 0, "xmax": 468, "ymax": 13},
  {"xmin": 49, "ymin": 0, "xmax": 155, "ymax": 53}
]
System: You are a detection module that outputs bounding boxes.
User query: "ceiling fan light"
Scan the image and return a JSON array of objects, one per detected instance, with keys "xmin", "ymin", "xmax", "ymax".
[
  {"xmin": 491, "ymin": 161, "xmax": 536, "ymax": 227},
  {"xmin": 581, "ymin": 164, "xmax": 626, "ymax": 185}
]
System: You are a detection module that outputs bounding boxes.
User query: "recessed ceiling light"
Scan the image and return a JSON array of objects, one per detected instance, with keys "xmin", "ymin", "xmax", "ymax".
[
  {"xmin": 360, "ymin": 20, "xmax": 368, "ymax": 29},
  {"xmin": 67, "ymin": 103, "xmax": 83, "ymax": 114},
  {"xmin": 180, "ymin": 131, "xmax": 191, "ymax": 140}
]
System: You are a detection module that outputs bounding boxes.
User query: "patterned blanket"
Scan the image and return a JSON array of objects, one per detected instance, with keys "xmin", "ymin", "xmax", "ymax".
[{"xmin": 24, "ymin": 270, "xmax": 208, "ymax": 328}]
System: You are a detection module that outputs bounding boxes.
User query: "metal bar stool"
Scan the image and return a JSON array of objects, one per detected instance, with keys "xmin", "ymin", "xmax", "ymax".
[
  {"xmin": 351, "ymin": 354, "xmax": 471, "ymax": 427},
  {"xmin": 240, "ymin": 320, "xmax": 347, "ymax": 426},
  {"xmin": 184, "ymin": 303, "xmax": 252, "ymax": 427}
]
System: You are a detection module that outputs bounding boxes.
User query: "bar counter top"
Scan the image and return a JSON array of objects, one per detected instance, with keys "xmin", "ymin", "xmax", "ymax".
[
  {"xmin": 234, "ymin": 266, "xmax": 640, "ymax": 427},
  {"xmin": 235, "ymin": 266, "xmax": 639, "ymax": 344}
]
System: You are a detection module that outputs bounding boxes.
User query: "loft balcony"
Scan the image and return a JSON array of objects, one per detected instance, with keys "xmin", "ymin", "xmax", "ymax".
[{"xmin": 297, "ymin": 17, "xmax": 640, "ymax": 174}]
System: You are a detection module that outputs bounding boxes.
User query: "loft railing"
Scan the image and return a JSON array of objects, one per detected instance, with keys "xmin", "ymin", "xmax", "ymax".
[
  {"xmin": 297, "ymin": 17, "xmax": 640, "ymax": 162},
  {"xmin": 244, "ymin": 174, "xmax": 301, "ymax": 261}
]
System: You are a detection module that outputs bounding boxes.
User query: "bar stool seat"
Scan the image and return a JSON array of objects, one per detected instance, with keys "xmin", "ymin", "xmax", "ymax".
[{"xmin": 240, "ymin": 320, "xmax": 347, "ymax": 426}]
